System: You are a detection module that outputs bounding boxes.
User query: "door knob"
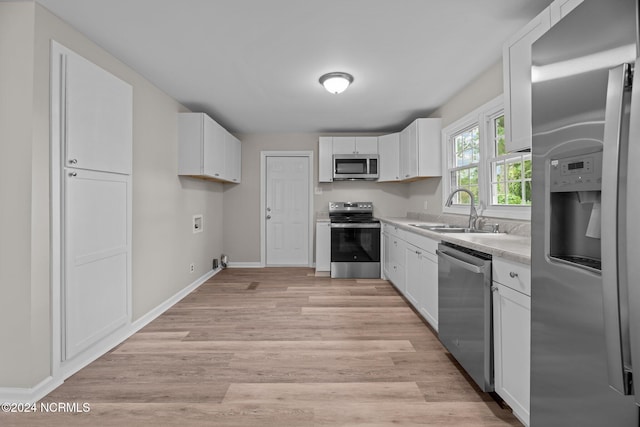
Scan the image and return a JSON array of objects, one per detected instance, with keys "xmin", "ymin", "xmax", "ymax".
[
  {"xmin": 266, "ymin": 215, "xmax": 271, "ymax": 220},
  {"xmin": 266, "ymin": 207, "xmax": 271, "ymax": 212}
]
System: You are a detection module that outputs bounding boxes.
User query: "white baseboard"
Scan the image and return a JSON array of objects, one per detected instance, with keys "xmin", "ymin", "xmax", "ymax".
[
  {"xmin": 130, "ymin": 268, "xmax": 219, "ymax": 330},
  {"xmin": 0, "ymin": 268, "xmax": 220, "ymax": 404},
  {"xmin": 0, "ymin": 376, "xmax": 61, "ymax": 404},
  {"xmin": 227, "ymin": 262, "xmax": 263, "ymax": 268}
]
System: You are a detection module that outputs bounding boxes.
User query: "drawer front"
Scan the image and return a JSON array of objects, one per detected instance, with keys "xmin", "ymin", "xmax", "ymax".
[
  {"xmin": 404, "ymin": 231, "xmax": 438, "ymax": 256},
  {"xmin": 493, "ymin": 257, "xmax": 531, "ymax": 296},
  {"xmin": 385, "ymin": 224, "xmax": 406, "ymax": 241}
]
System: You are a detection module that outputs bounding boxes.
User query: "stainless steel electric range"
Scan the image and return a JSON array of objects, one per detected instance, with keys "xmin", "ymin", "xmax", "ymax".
[{"xmin": 328, "ymin": 202, "xmax": 381, "ymax": 279}]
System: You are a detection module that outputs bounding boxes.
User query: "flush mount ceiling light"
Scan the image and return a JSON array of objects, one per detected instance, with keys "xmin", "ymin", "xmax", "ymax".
[{"xmin": 319, "ymin": 72, "xmax": 354, "ymax": 94}]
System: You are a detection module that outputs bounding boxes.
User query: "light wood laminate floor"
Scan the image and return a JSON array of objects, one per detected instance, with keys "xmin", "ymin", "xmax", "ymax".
[{"xmin": 1, "ymin": 268, "xmax": 521, "ymax": 426}]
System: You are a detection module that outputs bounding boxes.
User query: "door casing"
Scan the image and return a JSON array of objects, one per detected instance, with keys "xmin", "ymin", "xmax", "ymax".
[{"xmin": 260, "ymin": 151, "xmax": 314, "ymax": 267}]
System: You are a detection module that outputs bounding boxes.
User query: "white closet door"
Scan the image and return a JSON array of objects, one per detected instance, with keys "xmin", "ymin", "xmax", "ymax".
[
  {"xmin": 65, "ymin": 50, "xmax": 132, "ymax": 174},
  {"xmin": 53, "ymin": 42, "xmax": 132, "ymax": 362},
  {"xmin": 64, "ymin": 169, "xmax": 130, "ymax": 360}
]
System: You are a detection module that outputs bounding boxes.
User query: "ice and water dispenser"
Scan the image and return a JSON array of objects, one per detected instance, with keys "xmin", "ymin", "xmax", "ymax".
[{"xmin": 549, "ymin": 149, "xmax": 603, "ymax": 271}]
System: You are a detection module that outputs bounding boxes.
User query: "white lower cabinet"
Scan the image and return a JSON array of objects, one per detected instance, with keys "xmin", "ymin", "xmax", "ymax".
[
  {"xmin": 315, "ymin": 221, "xmax": 331, "ymax": 272},
  {"xmin": 417, "ymin": 249, "xmax": 438, "ymax": 330},
  {"xmin": 492, "ymin": 258, "xmax": 531, "ymax": 426},
  {"xmin": 388, "ymin": 233, "xmax": 406, "ymax": 294},
  {"xmin": 383, "ymin": 223, "xmax": 438, "ymax": 330},
  {"xmin": 383, "ymin": 224, "xmax": 406, "ymax": 294},
  {"xmin": 404, "ymin": 244, "xmax": 423, "ymax": 307}
]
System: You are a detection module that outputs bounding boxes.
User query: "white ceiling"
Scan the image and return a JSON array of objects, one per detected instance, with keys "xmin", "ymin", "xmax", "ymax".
[{"xmin": 36, "ymin": 0, "xmax": 553, "ymax": 134}]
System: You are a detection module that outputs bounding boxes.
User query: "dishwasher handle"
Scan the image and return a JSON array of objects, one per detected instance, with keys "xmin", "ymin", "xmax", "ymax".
[{"xmin": 436, "ymin": 249, "xmax": 486, "ymax": 274}]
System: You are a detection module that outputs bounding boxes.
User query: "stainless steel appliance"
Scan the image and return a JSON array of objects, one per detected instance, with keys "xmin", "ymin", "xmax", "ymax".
[
  {"xmin": 332, "ymin": 154, "xmax": 379, "ymax": 180},
  {"xmin": 329, "ymin": 202, "xmax": 380, "ymax": 278},
  {"xmin": 437, "ymin": 242, "xmax": 493, "ymax": 392},
  {"xmin": 531, "ymin": 0, "xmax": 640, "ymax": 425}
]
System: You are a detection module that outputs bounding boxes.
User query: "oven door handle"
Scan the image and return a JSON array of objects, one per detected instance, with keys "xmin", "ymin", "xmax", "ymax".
[
  {"xmin": 436, "ymin": 249, "xmax": 484, "ymax": 274},
  {"xmin": 330, "ymin": 223, "xmax": 381, "ymax": 229}
]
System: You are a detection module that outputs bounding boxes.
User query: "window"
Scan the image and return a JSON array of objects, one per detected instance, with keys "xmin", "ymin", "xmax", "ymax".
[
  {"xmin": 449, "ymin": 125, "xmax": 480, "ymax": 205},
  {"xmin": 442, "ymin": 96, "xmax": 530, "ymax": 220},
  {"xmin": 489, "ymin": 114, "xmax": 532, "ymax": 206}
]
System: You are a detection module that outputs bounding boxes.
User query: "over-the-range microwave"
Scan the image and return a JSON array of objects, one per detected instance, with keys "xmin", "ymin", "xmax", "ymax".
[{"xmin": 333, "ymin": 154, "xmax": 379, "ymax": 180}]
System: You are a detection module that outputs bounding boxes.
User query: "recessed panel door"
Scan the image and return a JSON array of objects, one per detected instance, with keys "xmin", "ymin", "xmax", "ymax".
[
  {"xmin": 65, "ymin": 50, "xmax": 132, "ymax": 174},
  {"xmin": 265, "ymin": 156, "xmax": 309, "ymax": 265},
  {"xmin": 64, "ymin": 170, "xmax": 130, "ymax": 360}
]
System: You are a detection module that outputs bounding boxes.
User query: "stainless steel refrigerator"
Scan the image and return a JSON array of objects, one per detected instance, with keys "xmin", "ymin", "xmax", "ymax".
[{"xmin": 531, "ymin": 0, "xmax": 640, "ymax": 425}]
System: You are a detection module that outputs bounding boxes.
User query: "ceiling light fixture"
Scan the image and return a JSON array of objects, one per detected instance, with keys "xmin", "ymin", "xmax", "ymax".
[{"xmin": 319, "ymin": 72, "xmax": 354, "ymax": 94}]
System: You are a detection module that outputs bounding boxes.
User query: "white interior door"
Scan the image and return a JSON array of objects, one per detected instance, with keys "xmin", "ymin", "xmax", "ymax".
[
  {"xmin": 65, "ymin": 48, "xmax": 132, "ymax": 174},
  {"xmin": 265, "ymin": 156, "xmax": 309, "ymax": 265},
  {"xmin": 64, "ymin": 170, "xmax": 130, "ymax": 360}
]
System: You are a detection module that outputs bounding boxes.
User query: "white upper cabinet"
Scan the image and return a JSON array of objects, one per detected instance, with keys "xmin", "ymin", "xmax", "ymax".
[
  {"xmin": 224, "ymin": 132, "xmax": 242, "ymax": 183},
  {"xmin": 178, "ymin": 112, "xmax": 241, "ymax": 184},
  {"xmin": 65, "ymin": 50, "xmax": 133, "ymax": 175},
  {"xmin": 318, "ymin": 136, "xmax": 378, "ymax": 182},
  {"xmin": 202, "ymin": 115, "xmax": 226, "ymax": 178},
  {"xmin": 353, "ymin": 136, "xmax": 378, "ymax": 154},
  {"xmin": 332, "ymin": 136, "xmax": 378, "ymax": 154},
  {"xmin": 399, "ymin": 118, "xmax": 441, "ymax": 180},
  {"xmin": 331, "ymin": 137, "xmax": 357, "ymax": 154},
  {"xmin": 318, "ymin": 120, "xmax": 440, "ymax": 184},
  {"xmin": 503, "ymin": 0, "xmax": 583, "ymax": 153},
  {"xmin": 378, "ymin": 133, "xmax": 400, "ymax": 182},
  {"xmin": 318, "ymin": 137, "xmax": 333, "ymax": 182},
  {"xmin": 503, "ymin": 7, "xmax": 551, "ymax": 153}
]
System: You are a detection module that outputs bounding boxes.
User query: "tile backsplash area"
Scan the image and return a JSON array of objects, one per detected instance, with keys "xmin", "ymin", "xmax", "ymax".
[{"xmin": 406, "ymin": 211, "xmax": 530, "ymax": 237}]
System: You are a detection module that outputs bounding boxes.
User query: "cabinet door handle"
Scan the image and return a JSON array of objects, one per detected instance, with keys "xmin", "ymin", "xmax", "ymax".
[
  {"xmin": 491, "ymin": 286, "xmax": 499, "ymax": 293},
  {"xmin": 69, "ymin": 172, "xmax": 77, "ymax": 177},
  {"xmin": 405, "ymin": 174, "xmax": 410, "ymax": 178},
  {"xmin": 509, "ymin": 271, "xmax": 518, "ymax": 278},
  {"xmin": 69, "ymin": 158, "xmax": 78, "ymax": 165}
]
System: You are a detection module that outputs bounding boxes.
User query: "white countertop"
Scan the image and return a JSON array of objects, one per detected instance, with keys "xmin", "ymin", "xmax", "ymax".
[{"xmin": 378, "ymin": 217, "xmax": 531, "ymax": 265}]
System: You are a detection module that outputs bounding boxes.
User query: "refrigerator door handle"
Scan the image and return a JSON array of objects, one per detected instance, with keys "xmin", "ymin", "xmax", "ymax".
[
  {"xmin": 627, "ymin": 58, "xmax": 640, "ymax": 405},
  {"xmin": 601, "ymin": 63, "xmax": 633, "ymax": 396}
]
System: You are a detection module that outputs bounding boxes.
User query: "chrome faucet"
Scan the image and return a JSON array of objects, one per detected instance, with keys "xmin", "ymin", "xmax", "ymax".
[{"xmin": 445, "ymin": 188, "xmax": 478, "ymax": 230}]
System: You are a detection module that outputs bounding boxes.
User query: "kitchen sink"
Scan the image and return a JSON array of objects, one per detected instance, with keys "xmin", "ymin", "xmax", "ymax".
[{"xmin": 410, "ymin": 224, "xmax": 494, "ymax": 234}]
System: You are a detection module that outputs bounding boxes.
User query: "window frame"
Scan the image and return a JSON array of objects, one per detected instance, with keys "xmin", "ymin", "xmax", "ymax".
[{"xmin": 441, "ymin": 95, "xmax": 531, "ymax": 221}]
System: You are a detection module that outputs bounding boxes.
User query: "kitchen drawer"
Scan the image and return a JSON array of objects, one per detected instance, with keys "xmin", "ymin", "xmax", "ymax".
[
  {"xmin": 493, "ymin": 257, "xmax": 531, "ymax": 296},
  {"xmin": 383, "ymin": 223, "xmax": 406, "ymax": 241},
  {"xmin": 404, "ymin": 231, "xmax": 438, "ymax": 256}
]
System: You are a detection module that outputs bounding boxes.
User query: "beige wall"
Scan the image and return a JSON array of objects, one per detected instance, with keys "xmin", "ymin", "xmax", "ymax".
[
  {"xmin": 0, "ymin": 1, "xmax": 39, "ymax": 387},
  {"xmin": 406, "ymin": 61, "xmax": 504, "ymax": 215},
  {"xmin": 223, "ymin": 133, "xmax": 411, "ymax": 263},
  {"xmin": 0, "ymin": 2, "xmax": 224, "ymax": 388}
]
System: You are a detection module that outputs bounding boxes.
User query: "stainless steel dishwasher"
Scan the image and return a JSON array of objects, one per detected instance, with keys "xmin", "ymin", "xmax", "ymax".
[{"xmin": 437, "ymin": 242, "xmax": 493, "ymax": 392}]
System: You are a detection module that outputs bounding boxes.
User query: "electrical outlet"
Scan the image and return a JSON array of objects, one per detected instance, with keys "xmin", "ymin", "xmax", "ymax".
[{"xmin": 189, "ymin": 263, "xmax": 195, "ymax": 273}]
